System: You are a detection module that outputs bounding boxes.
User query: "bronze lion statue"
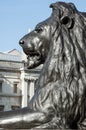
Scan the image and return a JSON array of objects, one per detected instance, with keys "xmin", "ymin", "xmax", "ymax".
[{"xmin": 0, "ymin": 1, "xmax": 86, "ymax": 129}]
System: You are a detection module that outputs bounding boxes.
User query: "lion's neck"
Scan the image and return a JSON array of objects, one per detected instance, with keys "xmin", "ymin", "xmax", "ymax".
[{"xmin": 37, "ymin": 40, "xmax": 65, "ymax": 88}]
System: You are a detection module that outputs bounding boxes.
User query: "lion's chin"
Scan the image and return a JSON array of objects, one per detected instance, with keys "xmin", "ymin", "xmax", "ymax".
[{"xmin": 27, "ymin": 55, "xmax": 42, "ymax": 69}]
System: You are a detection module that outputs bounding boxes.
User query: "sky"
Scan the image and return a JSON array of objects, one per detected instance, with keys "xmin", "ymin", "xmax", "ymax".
[{"xmin": 0, "ymin": 0, "xmax": 86, "ymax": 52}]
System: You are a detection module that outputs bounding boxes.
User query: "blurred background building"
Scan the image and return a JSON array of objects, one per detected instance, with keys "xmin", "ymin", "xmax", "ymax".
[{"xmin": 0, "ymin": 49, "xmax": 42, "ymax": 111}]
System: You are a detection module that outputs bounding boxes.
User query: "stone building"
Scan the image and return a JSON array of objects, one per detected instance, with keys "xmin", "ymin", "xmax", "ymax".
[{"xmin": 0, "ymin": 49, "xmax": 42, "ymax": 111}]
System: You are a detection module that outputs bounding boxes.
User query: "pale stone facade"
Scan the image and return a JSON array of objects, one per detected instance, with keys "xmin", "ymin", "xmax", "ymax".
[{"xmin": 0, "ymin": 49, "xmax": 42, "ymax": 111}]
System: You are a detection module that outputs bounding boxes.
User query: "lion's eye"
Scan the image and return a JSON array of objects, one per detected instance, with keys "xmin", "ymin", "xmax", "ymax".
[{"xmin": 35, "ymin": 27, "xmax": 43, "ymax": 33}]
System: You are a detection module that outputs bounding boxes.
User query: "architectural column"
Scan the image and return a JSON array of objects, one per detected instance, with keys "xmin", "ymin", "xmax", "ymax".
[
  {"xmin": 20, "ymin": 67, "xmax": 28, "ymax": 108},
  {"xmin": 29, "ymin": 80, "xmax": 35, "ymax": 100}
]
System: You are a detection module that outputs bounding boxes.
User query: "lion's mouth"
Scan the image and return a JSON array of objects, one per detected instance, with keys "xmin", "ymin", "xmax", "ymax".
[
  {"xmin": 26, "ymin": 51, "xmax": 42, "ymax": 69},
  {"xmin": 27, "ymin": 51, "xmax": 40, "ymax": 57}
]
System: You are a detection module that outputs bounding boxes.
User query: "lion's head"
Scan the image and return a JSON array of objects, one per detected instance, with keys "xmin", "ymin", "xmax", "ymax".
[
  {"xmin": 19, "ymin": 2, "xmax": 86, "ymax": 129},
  {"xmin": 19, "ymin": 18, "xmax": 51, "ymax": 69}
]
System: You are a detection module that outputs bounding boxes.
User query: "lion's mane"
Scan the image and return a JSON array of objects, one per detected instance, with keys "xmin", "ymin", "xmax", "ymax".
[{"xmin": 35, "ymin": 2, "xmax": 86, "ymax": 129}]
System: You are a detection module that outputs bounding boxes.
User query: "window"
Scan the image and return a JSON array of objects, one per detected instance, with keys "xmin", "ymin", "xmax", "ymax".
[
  {"xmin": 0, "ymin": 82, "xmax": 2, "ymax": 93},
  {"xmin": 13, "ymin": 83, "xmax": 17, "ymax": 93},
  {"xmin": 34, "ymin": 79, "xmax": 38, "ymax": 92},
  {"xmin": 11, "ymin": 106, "xmax": 20, "ymax": 110},
  {"xmin": 35, "ymin": 79, "xmax": 38, "ymax": 86},
  {"xmin": 0, "ymin": 105, "xmax": 4, "ymax": 111}
]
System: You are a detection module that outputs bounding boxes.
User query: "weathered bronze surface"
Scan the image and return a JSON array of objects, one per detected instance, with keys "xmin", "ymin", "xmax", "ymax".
[{"xmin": 0, "ymin": 1, "xmax": 86, "ymax": 129}]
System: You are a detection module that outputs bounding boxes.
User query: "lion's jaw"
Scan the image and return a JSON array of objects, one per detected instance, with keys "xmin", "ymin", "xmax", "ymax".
[{"xmin": 19, "ymin": 36, "xmax": 43, "ymax": 69}]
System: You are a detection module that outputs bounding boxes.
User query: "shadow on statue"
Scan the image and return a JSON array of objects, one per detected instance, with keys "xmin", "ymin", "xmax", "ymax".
[{"xmin": 0, "ymin": 1, "xmax": 86, "ymax": 129}]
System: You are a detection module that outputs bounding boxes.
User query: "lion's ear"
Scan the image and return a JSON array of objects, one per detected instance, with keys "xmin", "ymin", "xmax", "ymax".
[{"xmin": 61, "ymin": 16, "xmax": 74, "ymax": 29}]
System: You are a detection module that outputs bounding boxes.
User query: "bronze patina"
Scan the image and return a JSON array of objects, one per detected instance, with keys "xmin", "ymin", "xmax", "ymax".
[{"xmin": 0, "ymin": 2, "xmax": 86, "ymax": 129}]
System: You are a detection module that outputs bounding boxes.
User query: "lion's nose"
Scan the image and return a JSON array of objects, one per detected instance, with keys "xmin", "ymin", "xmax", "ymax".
[{"xmin": 19, "ymin": 40, "xmax": 24, "ymax": 45}]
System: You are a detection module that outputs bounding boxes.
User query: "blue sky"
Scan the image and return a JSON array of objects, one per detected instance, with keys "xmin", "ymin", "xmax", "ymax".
[{"xmin": 0, "ymin": 0, "xmax": 86, "ymax": 52}]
